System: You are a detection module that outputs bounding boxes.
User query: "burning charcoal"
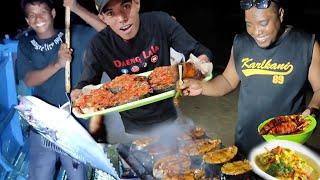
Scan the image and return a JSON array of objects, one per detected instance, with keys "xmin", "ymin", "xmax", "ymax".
[
  {"xmin": 190, "ymin": 155, "xmax": 203, "ymax": 170},
  {"xmin": 132, "ymin": 150, "xmax": 153, "ymax": 173},
  {"xmin": 117, "ymin": 144, "xmax": 149, "ymax": 178},
  {"xmin": 204, "ymin": 163, "xmax": 222, "ymax": 179}
]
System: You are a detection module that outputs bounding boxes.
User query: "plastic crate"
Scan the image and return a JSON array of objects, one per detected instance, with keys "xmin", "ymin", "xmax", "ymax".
[{"xmin": 0, "ymin": 41, "xmax": 26, "ymax": 180}]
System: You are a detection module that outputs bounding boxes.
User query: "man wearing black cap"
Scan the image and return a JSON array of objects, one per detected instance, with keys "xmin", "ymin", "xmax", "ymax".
[
  {"xmin": 71, "ymin": 0, "xmax": 213, "ymax": 142},
  {"xmin": 180, "ymin": 0, "xmax": 320, "ymax": 155}
]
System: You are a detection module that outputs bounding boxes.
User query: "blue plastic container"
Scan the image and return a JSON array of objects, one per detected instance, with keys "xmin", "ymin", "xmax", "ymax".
[{"xmin": 0, "ymin": 39, "xmax": 26, "ymax": 180}]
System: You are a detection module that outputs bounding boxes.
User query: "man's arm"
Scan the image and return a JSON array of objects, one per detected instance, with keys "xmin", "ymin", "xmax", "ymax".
[
  {"xmin": 64, "ymin": 0, "xmax": 107, "ymax": 32},
  {"xmin": 205, "ymin": 47, "xmax": 240, "ymax": 96},
  {"xmin": 24, "ymin": 43, "xmax": 72, "ymax": 87},
  {"xmin": 304, "ymin": 41, "xmax": 320, "ymax": 115},
  {"xmin": 181, "ymin": 46, "xmax": 240, "ymax": 96}
]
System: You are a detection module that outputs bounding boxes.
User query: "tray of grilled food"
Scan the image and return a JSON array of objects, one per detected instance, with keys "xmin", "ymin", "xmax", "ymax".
[
  {"xmin": 117, "ymin": 126, "xmax": 258, "ymax": 179},
  {"xmin": 72, "ymin": 63, "xmax": 212, "ymax": 119}
]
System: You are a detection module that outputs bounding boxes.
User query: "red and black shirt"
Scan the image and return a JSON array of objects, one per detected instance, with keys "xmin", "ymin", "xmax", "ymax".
[{"xmin": 77, "ymin": 11, "xmax": 213, "ymax": 129}]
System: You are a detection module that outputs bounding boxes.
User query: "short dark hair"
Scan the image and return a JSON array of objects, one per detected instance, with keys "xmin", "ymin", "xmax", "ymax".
[
  {"xmin": 21, "ymin": 0, "xmax": 54, "ymax": 17},
  {"xmin": 270, "ymin": 1, "xmax": 281, "ymax": 13}
]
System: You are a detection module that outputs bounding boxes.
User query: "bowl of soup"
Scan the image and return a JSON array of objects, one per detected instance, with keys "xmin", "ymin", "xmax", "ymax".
[{"xmin": 249, "ymin": 140, "xmax": 320, "ymax": 180}]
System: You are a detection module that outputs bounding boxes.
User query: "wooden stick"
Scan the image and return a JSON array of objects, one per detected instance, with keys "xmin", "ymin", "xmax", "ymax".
[{"xmin": 65, "ymin": 7, "xmax": 71, "ymax": 93}]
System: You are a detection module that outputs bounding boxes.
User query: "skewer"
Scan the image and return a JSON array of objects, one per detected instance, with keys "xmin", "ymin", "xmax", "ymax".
[
  {"xmin": 65, "ymin": 6, "xmax": 71, "ymax": 93},
  {"xmin": 65, "ymin": 6, "xmax": 72, "ymax": 115},
  {"xmin": 174, "ymin": 64, "xmax": 183, "ymax": 107},
  {"xmin": 178, "ymin": 64, "xmax": 183, "ymax": 87}
]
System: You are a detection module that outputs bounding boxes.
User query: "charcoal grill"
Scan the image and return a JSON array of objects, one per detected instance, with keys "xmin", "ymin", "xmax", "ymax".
[{"xmin": 117, "ymin": 143, "xmax": 261, "ymax": 179}]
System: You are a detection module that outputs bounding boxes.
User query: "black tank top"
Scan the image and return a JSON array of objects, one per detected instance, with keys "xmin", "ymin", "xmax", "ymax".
[{"xmin": 233, "ymin": 27, "xmax": 315, "ymax": 155}]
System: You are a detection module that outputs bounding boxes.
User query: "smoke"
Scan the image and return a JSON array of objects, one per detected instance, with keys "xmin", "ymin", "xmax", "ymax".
[{"xmin": 139, "ymin": 110, "xmax": 197, "ymax": 154}]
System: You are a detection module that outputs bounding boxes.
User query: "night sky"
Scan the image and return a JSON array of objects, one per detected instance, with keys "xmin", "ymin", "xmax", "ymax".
[{"xmin": 1, "ymin": 0, "xmax": 320, "ymax": 67}]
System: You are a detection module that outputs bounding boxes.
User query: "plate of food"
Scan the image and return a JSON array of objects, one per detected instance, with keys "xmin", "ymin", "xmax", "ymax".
[
  {"xmin": 220, "ymin": 160, "xmax": 252, "ymax": 179},
  {"xmin": 72, "ymin": 64, "xmax": 212, "ymax": 119},
  {"xmin": 203, "ymin": 145, "xmax": 238, "ymax": 164},
  {"xmin": 249, "ymin": 140, "xmax": 320, "ymax": 180},
  {"xmin": 258, "ymin": 114, "xmax": 317, "ymax": 143}
]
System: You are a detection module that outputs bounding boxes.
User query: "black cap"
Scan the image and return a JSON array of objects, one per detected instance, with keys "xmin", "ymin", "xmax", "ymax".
[{"xmin": 95, "ymin": 0, "xmax": 110, "ymax": 14}]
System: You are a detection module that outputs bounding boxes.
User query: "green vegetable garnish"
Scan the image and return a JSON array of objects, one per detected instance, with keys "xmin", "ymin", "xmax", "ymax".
[{"xmin": 266, "ymin": 161, "xmax": 294, "ymax": 177}]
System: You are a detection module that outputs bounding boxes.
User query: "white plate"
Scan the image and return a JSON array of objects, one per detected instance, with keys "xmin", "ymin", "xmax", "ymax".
[{"xmin": 248, "ymin": 140, "xmax": 320, "ymax": 180}]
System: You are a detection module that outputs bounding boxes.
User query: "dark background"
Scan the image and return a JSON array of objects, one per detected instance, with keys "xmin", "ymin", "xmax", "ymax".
[{"xmin": 1, "ymin": 0, "xmax": 320, "ymax": 68}]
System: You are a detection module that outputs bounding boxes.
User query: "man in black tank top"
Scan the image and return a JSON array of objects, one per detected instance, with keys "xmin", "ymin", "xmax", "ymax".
[{"xmin": 180, "ymin": 0, "xmax": 320, "ymax": 155}]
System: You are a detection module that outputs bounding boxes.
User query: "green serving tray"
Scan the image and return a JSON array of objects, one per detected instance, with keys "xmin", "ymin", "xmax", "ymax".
[{"xmin": 73, "ymin": 71, "xmax": 212, "ymax": 119}]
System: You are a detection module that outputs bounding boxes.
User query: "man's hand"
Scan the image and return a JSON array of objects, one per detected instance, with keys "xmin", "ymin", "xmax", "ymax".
[
  {"xmin": 186, "ymin": 54, "xmax": 213, "ymax": 76},
  {"xmin": 179, "ymin": 78, "xmax": 203, "ymax": 96},
  {"xmin": 70, "ymin": 89, "xmax": 82, "ymax": 101},
  {"xmin": 302, "ymin": 108, "xmax": 311, "ymax": 118},
  {"xmin": 55, "ymin": 43, "xmax": 72, "ymax": 69},
  {"xmin": 89, "ymin": 115, "xmax": 104, "ymax": 134},
  {"xmin": 197, "ymin": 54, "xmax": 210, "ymax": 63},
  {"xmin": 302, "ymin": 107, "xmax": 320, "ymax": 118}
]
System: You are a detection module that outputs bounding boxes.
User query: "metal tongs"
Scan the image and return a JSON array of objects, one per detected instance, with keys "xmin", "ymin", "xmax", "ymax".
[{"xmin": 174, "ymin": 64, "xmax": 183, "ymax": 106}]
